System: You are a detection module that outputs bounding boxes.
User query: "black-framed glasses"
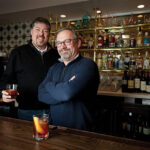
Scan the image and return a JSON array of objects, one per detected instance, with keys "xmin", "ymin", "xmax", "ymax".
[{"xmin": 55, "ymin": 39, "xmax": 76, "ymax": 47}]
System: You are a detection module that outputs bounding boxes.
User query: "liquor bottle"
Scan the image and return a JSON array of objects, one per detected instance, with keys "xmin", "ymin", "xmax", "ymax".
[
  {"xmin": 107, "ymin": 52, "xmax": 113, "ymax": 69},
  {"xmin": 103, "ymin": 29, "xmax": 109, "ymax": 48},
  {"xmin": 122, "ymin": 70, "xmax": 128, "ymax": 92},
  {"xmin": 146, "ymin": 70, "xmax": 150, "ymax": 93},
  {"xmin": 117, "ymin": 33, "xmax": 123, "ymax": 47},
  {"xmin": 97, "ymin": 34, "xmax": 104, "ymax": 48},
  {"xmin": 129, "ymin": 53, "xmax": 136, "ymax": 70},
  {"xmin": 130, "ymin": 33, "xmax": 136, "ymax": 47},
  {"xmin": 119, "ymin": 54, "xmax": 124, "ymax": 70},
  {"xmin": 134, "ymin": 69, "xmax": 140, "ymax": 93},
  {"xmin": 127, "ymin": 70, "xmax": 135, "ymax": 93},
  {"xmin": 97, "ymin": 53, "xmax": 102, "ymax": 69},
  {"xmin": 142, "ymin": 119, "xmax": 150, "ymax": 141},
  {"xmin": 102, "ymin": 51, "xmax": 108, "ymax": 69},
  {"xmin": 113, "ymin": 52, "xmax": 119, "ymax": 69},
  {"xmin": 140, "ymin": 70, "xmax": 146, "ymax": 93},
  {"xmin": 136, "ymin": 27, "xmax": 143, "ymax": 47},
  {"xmin": 88, "ymin": 34, "xmax": 94, "ymax": 49},
  {"xmin": 124, "ymin": 53, "xmax": 130, "ymax": 69},
  {"xmin": 143, "ymin": 51, "xmax": 149, "ymax": 70},
  {"xmin": 143, "ymin": 32, "xmax": 150, "ymax": 47},
  {"xmin": 109, "ymin": 33, "xmax": 115, "ymax": 48},
  {"xmin": 136, "ymin": 52, "xmax": 143, "ymax": 70}
]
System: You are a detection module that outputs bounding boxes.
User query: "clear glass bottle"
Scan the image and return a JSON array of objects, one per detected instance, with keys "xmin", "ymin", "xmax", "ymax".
[
  {"xmin": 136, "ymin": 52, "xmax": 143, "ymax": 70},
  {"xmin": 117, "ymin": 33, "xmax": 123, "ymax": 47},
  {"xmin": 143, "ymin": 32, "xmax": 150, "ymax": 47},
  {"xmin": 124, "ymin": 53, "xmax": 130, "ymax": 69},
  {"xmin": 97, "ymin": 53, "xmax": 102, "ymax": 69},
  {"xmin": 136, "ymin": 27, "xmax": 143, "ymax": 47},
  {"xmin": 119, "ymin": 53, "xmax": 124, "ymax": 70},
  {"xmin": 129, "ymin": 53, "xmax": 136, "ymax": 70},
  {"xmin": 143, "ymin": 51, "xmax": 149, "ymax": 70},
  {"xmin": 102, "ymin": 51, "xmax": 108, "ymax": 69},
  {"xmin": 108, "ymin": 52, "xmax": 113, "ymax": 69},
  {"xmin": 113, "ymin": 52, "xmax": 119, "ymax": 69}
]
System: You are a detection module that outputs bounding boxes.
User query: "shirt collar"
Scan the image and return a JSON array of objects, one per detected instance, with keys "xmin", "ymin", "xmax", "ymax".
[{"xmin": 32, "ymin": 42, "xmax": 47, "ymax": 55}]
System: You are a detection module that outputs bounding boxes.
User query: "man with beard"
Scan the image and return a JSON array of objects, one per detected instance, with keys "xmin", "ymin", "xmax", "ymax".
[
  {"xmin": 0, "ymin": 17, "xmax": 59, "ymax": 121},
  {"xmin": 38, "ymin": 28, "xmax": 99, "ymax": 131}
]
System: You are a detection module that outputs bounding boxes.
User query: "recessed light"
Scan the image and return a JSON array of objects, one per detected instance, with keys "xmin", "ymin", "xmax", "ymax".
[
  {"xmin": 137, "ymin": 15, "xmax": 143, "ymax": 18},
  {"xmin": 60, "ymin": 14, "xmax": 66, "ymax": 18},
  {"xmin": 97, "ymin": 10, "xmax": 101, "ymax": 14},
  {"xmin": 137, "ymin": 5, "xmax": 145, "ymax": 9},
  {"xmin": 71, "ymin": 22, "xmax": 76, "ymax": 25}
]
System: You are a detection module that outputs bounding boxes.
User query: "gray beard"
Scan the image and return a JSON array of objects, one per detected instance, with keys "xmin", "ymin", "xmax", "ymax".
[{"xmin": 60, "ymin": 52, "xmax": 72, "ymax": 61}]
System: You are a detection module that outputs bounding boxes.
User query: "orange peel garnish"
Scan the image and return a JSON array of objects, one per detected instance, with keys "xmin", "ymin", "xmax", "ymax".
[{"xmin": 33, "ymin": 116, "xmax": 45, "ymax": 134}]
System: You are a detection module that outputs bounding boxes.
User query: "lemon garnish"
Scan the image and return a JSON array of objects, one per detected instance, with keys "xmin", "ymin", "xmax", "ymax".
[{"xmin": 33, "ymin": 116, "xmax": 45, "ymax": 134}]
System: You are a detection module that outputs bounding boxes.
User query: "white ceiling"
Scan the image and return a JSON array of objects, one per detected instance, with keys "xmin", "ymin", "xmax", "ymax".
[{"xmin": 0, "ymin": 0, "xmax": 150, "ymax": 24}]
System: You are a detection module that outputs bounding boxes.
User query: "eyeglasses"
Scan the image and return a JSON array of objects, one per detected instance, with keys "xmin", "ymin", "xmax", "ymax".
[{"xmin": 55, "ymin": 39, "xmax": 76, "ymax": 47}]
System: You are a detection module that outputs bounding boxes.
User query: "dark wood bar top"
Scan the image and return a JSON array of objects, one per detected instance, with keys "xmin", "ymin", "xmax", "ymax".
[
  {"xmin": 0, "ymin": 116, "xmax": 150, "ymax": 150},
  {"xmin": 98, "ymin": 88, "xmax": 150, "ymax": 99}
]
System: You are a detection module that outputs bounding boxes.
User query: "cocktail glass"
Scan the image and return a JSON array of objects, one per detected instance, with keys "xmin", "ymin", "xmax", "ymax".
[
  {"xmin": 6, "ymin": 84, "xmax": 18, "ymax": 99},
  {"xmin": 33, "ymin": 113, "xmax": 49, "ymax": 141}
]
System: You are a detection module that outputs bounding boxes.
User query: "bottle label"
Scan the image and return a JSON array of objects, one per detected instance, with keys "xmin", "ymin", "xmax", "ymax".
[
  {"xmin": 122, "ymin": 80, "xmax": 127, "ymax": 85},
  {"xmin": 140, "ymin": 81, "xmax": 146, "ymax": 91},
  {"xmin": 135, "ymin": 78, "xmax": 140, "ymax": 88},
  {"xmin": 144, "ymin": 37, "xmax": 150, "ymax": 46},
  {"xmin": 143, "ymin": 127, "xmax": 150, "ymax": 135},
  {"xmin": 146, "ymin": 85, "xmax": 150, "ymax": 93},
  {"xmin": 128, "ymin": 80, "xmax": 134, "ymax": 88},
  {"xmin": 143, "ymin": 59, "xmax": 149, "ymax": 69},
  {"xmin": 137, "ymin": 38, "xmax": 142, "ymax": 46},
  {"xmin": 97, "ymin": 59, "xmax": 102, "ymax": 68}
]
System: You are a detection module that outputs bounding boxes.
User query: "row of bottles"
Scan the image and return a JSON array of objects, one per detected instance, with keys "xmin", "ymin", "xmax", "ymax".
[
  {"xmin": 97, "ymin": 51, "xmax": 150, "ymax": 70},
  {"xmin": 97, "ymin": 27, "xmax": 150, "ymax": 48},
  {"xmin": 122, "ymin": 69, "xmax": 150, "ymax": 93},
  {"xmin": 120, "ymin": 112, "xmax": 150, "ymax": 141}
]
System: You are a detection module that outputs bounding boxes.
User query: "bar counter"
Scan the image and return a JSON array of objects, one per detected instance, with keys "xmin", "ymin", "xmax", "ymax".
[
  {"xmin": 0, "ymin": 116, "xmax": 150, "ymax": 150},
  {"xmin": 98, "ymin": 88, "xmax": 150, "ymax": 99}
]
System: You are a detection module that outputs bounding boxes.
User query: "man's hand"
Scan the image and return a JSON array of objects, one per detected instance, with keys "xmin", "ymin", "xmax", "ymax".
[
  {"xmin": 2, "ymin": 90, "xmax": 18, "ymax": 103},
  {"xmin": 69, "ymin": 75, "xmax": 76, "ymax": 82}
]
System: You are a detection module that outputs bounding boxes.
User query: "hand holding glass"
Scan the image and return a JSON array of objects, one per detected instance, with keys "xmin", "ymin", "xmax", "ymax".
[{"xmin": 6, "ymin": 84, "xmax": 18, "ymax": 99}]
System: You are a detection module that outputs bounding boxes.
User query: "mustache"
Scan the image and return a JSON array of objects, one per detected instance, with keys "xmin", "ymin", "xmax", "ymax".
[{"xmin": 59, "ymin": 48, "xmax": 70, "ymax": 52}]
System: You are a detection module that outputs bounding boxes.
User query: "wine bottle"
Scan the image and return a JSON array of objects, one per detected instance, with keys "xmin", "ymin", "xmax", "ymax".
[
  {"xmin": 134, "ymin": 69, "xmax": 140, "ymax": 93},
  {"xmin": 146, "ymin": 70, "xmax": 150, "ymax": 93},
  {"xmin": 127, "ymin": 70, "xmax": 135, "ymax": 93},
  {"xmin": 122, "ymin": 70, "xmax": 128, "ymax": 92},
  {"xmin": 140, "ymin": 70, "xmax": 146, "ymax": 93}
]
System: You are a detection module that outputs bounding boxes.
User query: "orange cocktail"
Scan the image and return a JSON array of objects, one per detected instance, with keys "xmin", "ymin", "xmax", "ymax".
[{"xmin": 33, "ymin": 114, "xmax": 49, "ymax": 141}]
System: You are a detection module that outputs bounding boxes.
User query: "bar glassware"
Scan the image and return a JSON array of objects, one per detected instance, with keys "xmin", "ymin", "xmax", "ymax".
[{"xmin": 33, "ymin": 113, "xmax": 49, "ymax": 141}]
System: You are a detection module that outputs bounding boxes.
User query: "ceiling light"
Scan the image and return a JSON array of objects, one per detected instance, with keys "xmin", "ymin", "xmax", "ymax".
[
  {"xmin": 137, "ymin": 15, "xmax": 143, "ymax": 18},
  {"xmin": 137, "ymin": 5, "xmax": 145, "ymax": 9},
  {"xmin": 71, "ymin": 22, "xmax": 76, "ymax": 25},
  {"xmin": 60, "ymin": 14, "xmax": 66, "ymax": 18},
  {"xmin": 97, "ymin": 10, "xmax": 101, "ymax": 14}
]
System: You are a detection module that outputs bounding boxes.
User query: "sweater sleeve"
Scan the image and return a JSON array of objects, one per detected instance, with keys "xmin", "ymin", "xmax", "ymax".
[{"xmin": 38, "ymin": 60, "xmax": 99, "ymax": 105}]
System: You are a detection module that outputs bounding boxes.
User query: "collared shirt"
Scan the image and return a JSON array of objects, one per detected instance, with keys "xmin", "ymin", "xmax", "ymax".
[{"xmin": 32, "ymin": 42, "xmax": 47, "ymax": 55}]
